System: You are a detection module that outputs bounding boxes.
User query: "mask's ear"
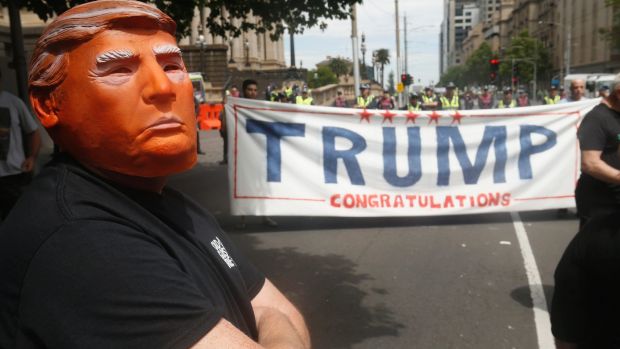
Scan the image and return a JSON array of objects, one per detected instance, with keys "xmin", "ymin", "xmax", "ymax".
[{"xmin": 29, "ymin": 90, "xmax": 59, "ymax": 128}]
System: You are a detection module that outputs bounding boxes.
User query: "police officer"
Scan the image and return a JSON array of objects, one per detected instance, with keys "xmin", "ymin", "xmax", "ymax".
[
  {"xmin": 295, "ymin": 88, "xmax": 314, "ymax": 105},
  {"xmin": 440, "ymin": 82, "xmax": 459, "ymax": 111},
  {"xmin": 355, "ymin": 83, "xmax": 375, "ymax": 108},
  {"xmin": 402, "ymin": 92, "xmax": 422, "ymax": 111},
  {"xmin": 544, "ymin": 85, "xmax": 561, "ymax": 105},
  {"xmin": 422, "ymin": 86, "xmax": 439, "ymax": 110},
  {"xmin": 498, "ymin": 87, "xmax": 517, "ymax": 108}
]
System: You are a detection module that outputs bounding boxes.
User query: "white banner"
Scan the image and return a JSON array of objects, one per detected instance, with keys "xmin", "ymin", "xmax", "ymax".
[{"xmin": 225, "ymin": 97, "xmax": 598, "ymax": 217}]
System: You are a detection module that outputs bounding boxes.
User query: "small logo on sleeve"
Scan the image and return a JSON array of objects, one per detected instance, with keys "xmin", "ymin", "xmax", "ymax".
[{"xmin": 210, "ymin": 237, "xmax": 236, "ymax": 268}]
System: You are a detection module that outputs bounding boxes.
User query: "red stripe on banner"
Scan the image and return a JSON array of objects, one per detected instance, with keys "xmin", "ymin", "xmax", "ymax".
[
  {"xmin": 235, "ymin": 195, "xmax": 326, "ymax": 202},
  {"xmin": 233, "ymin": 105, "xmax": 240, "ymax": 199},
  {"xmin": 513, "ymin": 195, "xmax": 575, "ymax": 201}
]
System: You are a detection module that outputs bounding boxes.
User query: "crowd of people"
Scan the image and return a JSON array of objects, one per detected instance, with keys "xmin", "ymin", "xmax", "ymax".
[{"xmin": 257, "ymin": 79, "xmax": 605, "ymax": 112}]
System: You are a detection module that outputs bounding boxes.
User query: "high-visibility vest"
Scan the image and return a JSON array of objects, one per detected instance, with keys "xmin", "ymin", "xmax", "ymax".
[
  {"xmin": 284, "ymin": 87, "xmax": 293, "ymax": 97},
  {"xmin": 357, "ymin": 95, "xmax": 374, "ymax": 108},
  {"xmin": 408, "ymin": 103, "xmax": 422, "ymax": 111},
  {"xmin": 440, "ymin": 95, "xmax": 459, "ymax": 110},
  {"xmin": 498, "ymin": 99, "xmax": 517, "ymax": 108},
  {"xmin": 422, "ymin": 94, "xmax": 437, "ymax": 104},
  {"xmin": 296, "ymin": 96, "xmax": 313, "ymax": 105},
  {"xmin": 544, "ymin": 95, "xmax": 561, "ymax": 104}
]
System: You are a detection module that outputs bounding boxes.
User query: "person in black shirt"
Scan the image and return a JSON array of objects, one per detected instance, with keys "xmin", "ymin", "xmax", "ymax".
[
  {"xmin": 551, "ymin": 212, "xmax": 620, "ymax": 348},
  {"xmin": 575, "ymin": 74, "xmax": 620, "ymax": 228},
  {"xmin": 0, "ymin": 1, "xmax": 309, "ymax": 348}
]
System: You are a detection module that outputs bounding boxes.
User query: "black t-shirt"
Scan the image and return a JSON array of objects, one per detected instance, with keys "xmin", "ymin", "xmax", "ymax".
[
  {"xmin": 577, "ymin": 103, "xmax": 620, "ymax": 204},
  {"xmin": 551, "ymin": 213, "xmax": 620, "ymax": 348},
  {"xmin": 0, "ymin": 154, "xmax": 265, "ymax": 348}
]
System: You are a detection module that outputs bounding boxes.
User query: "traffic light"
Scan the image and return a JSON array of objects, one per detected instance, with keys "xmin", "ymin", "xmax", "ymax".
[
  {"xmin": 401, "ymin": 73, "xmax": 413, "ymax": 86},
  {"xmin": 489, "ymin": 57, "xmax": 500, "ymax": 84}
]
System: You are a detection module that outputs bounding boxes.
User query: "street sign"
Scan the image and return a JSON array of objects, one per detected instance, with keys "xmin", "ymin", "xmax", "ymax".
[{"xmin": 397, "ymin": 82, "xmax": 404, "ymax": 93}]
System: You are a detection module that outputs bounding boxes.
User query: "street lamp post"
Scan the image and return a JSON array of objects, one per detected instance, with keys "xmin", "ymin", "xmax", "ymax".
[
  {"xmin": 197, "ymin": 33, "xmax": 206, "ymax": 74},
  {"xmin": 228, "ymin": 39, "xmax": 235, "ymax": 63},
  {"xmin": 361, "ymin": 33, "xmax": 367, "ymax": 79},
  {"xmin": 244, "ymin": 38, "xmax": 250, "ymax": 67}
]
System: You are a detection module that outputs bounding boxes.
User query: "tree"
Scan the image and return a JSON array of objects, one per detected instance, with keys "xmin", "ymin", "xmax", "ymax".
[
  {"xmin": 307, "ymin": 66, "xmax": 338, "ymax": 88},
  {"xmin": 374, "ymin": 48, "xmax": 390, "ymax": 88},
  {"xmin": 499, "ymin": 30, "xmax": 551, "ymax": 90},
  {"xmin": 328, "ymin": 57, "xmax": 350, "ymax": 79},
  {"xmin": 463, "ymin": 42, "xmax": 493, "ymax": 86},
  {"xmin": 4, "ymin": 0, "xmax": 363, "ymax": 39},
  {"xmin": 438, "ymin": 65, "xmax": 466, "ymax": 87}
]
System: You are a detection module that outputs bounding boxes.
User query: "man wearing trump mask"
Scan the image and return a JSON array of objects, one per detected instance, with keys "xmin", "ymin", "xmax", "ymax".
[{"xmin": 0, "ymin": 1, "xmax": 310, "ymax": 348}]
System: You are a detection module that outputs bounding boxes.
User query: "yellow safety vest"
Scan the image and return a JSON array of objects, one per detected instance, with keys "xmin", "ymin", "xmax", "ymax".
[
  {"xmin": 285, "ymin": 87, "xmax": 293, "ymax": 97},
  {"xmin": 498, "ymin": 99, "xmax": 517, "ymax": 108},
  {"xmin": 357, "ymin": 95, "xmax": 374, "ymax": 108},
  {"xmin": 422, "ymin": 94, "xmax": 437, "ymax": 104},
  {"xmin": 440, "ymin": 95, "xmax": 459, "ymax": 110},
  {"xmin": 408, "ymin": 103, "xmax": 421, "ymax": 111},
  {"xmin": 544, "ymin": 95, "xmax": 561, "ymax": 105},
  {"xmin": 296, "ymin": 96, "xmax": 313, "ymax": 105}
]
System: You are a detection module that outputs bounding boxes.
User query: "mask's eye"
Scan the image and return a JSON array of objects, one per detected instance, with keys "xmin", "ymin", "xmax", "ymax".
[
  {"xmin": 108, "ymin": 66, "xmax": 133, "ymax": 75},
  {"xmin": 163, "ymin": 63, "xmax": 183, "ymax": 72}
]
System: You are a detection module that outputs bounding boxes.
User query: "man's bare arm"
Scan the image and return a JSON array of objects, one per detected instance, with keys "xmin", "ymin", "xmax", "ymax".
[
  {"xmin": 580, "ymin": 150, "xmax": 620, "ymax": 184},
  {"xmin": 21, "ymin": 129, "xmax": 41, "ymax": 172},
  {"xmin": 190, "ymin": 279, "xmax": 310, "ymax": 349},
  {"xmin": 251, "ymin": 279, "xmax": 311, "ymax": 349}
]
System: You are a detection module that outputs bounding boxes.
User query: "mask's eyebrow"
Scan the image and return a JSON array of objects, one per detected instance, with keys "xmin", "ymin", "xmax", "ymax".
[
  {"xmin": 153, "ymin": 44, "xmax": 181, "ymax": 57},
  {"xmin": 96, "ymin": 49, "xmax": 137, "ymax": 64}
]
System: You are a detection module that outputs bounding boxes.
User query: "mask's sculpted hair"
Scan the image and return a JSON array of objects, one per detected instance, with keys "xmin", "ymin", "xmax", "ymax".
[{"xmin": 28, "ymin": 0, "xmax": 176, "ymax": 93}]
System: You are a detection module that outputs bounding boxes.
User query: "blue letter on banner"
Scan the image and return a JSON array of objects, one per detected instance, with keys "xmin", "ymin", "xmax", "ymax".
[
  {"xmin": 323, "ymin": 127, "xmax": 367, "ymax": 185},
  {"xmin": 436, "ymin": 126, "xmax": 508, "ymax": 186},
  {"xmin": 519, "ymin": 125, "xmax": 556, "ymax": 179},
  {"xmin": 246, "ymin": 120, "xmax": 305, "ymax": 182},
  {"xmin": 383, "ymin": 127, "xmax": 422, "ymax": 187}
]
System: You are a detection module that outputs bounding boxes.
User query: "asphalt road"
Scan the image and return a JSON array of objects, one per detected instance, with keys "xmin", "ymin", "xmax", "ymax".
[{"xmin": 165, "ymin": 131, "xmax": 577, "ymax": 349}]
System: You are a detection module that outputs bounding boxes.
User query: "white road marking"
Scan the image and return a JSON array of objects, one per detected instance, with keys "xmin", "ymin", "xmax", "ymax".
[{"xmin": 510, "ymin": 212, "xmax": 554, "ymax": 349}]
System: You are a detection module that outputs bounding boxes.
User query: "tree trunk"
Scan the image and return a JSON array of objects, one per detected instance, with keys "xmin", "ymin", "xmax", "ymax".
[{"xmin": 7, "ymin": 0, "xmax": 28, "ymax": 102}]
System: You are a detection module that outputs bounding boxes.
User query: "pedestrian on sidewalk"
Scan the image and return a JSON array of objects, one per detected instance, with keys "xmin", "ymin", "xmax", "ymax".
[{"xmin": 0, "ymin": 70, "xmax": 41, "ymax": 220}]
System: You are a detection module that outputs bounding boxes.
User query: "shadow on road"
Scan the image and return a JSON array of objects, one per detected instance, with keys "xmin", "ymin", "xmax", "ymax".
[
  {"xmin": 231, "ymin": 234, "xmax": 405, "ymax": 349},
  {"xmin": 510, "ymin": 284, "xmax": 555, "ymax": 310}
]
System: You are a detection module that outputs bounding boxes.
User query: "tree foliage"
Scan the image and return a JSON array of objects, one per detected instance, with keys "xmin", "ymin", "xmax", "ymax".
[
  {"xmin": 328, "ymin": 57, "xmax": 350, "ymax": 78},
  {"xmin": 374, "ymin": 48, "xmax": 390, "ymax": 87},
  {"xmin": 438, "ymin": 32, "xmax": 550, "ymax": 90},
  {"xmin": 2, "ymin": 0, "xmax": 362, "ymax": 40},
  {"xmin": 307, "ymin": 65, "xmax": 337, "ymax": 88},
  {"xmin": 499, "ymin": 30, "xmax": 551, "ymax": 88}
]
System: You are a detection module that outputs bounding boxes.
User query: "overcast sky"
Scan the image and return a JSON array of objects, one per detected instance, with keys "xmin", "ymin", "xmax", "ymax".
[{"xmin": 285, "ymin": 0, "xmax": 444, "ymax": 86}]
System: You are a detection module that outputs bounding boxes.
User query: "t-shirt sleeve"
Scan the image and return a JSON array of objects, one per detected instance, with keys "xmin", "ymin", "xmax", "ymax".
[
  {"xmin": 15, "ymin": 97, "xmax": 38, "ymax": 134},
  {"xmin": 211, "ymin": 220, "xmax": 265, "ymax": 299},
  {"xmin": 578, "ymin": 109, "xmax": 609, "ymax": 151},
  {"xmin": 20, "ymin": 220, "xmax": 221, "ymax": 349}
]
